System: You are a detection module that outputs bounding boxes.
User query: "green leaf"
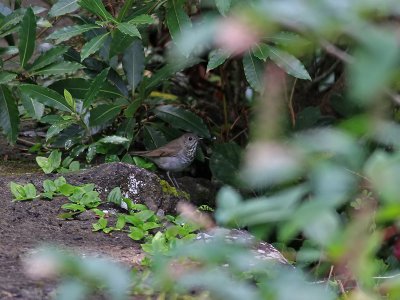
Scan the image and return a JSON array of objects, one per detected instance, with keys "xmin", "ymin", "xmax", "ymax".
[
  {"xmin": 36, "ymin": 150, "xmax": 62, "ymax": 173},
  {"xmin": 10, "ymin": 182, "xmax": 27, "ymax": 200},
  {"xmin": 135, "ymin": 210, "xmax": 155, "ymax": 222},
  {"xmin": 143, "ymin": 222, "xmax": 160, "ymax": 230},
  {"xmin": 83, "ymin": 67, "xmax": 109, "ymax": 108},
  {"xmin": 59, "ymin": 183, "xmax": 78, "ymax": 196},
  {"xmin": 43, "ymin": 179, "xmax": 57, "ymax": 193},
  {"xmin": 116, "ymin": 0, "xmax": 133, "ymax": 21},
  {"xmin": 81, "ymin": 32, "xmax": 110, "ymax": 61},
  {"xmin": 98, "ymin": 135, "xmax": 129, "ymax": 144},
  {"xmin": 109, "ymin": 29, "xmax": 135, "ymax": 58},
  {"xmin": 215, "ymin": 0, "xmax": 231, "ymax": 16},
  {"xmin": 0, "ymin": 85, "xmax": 19, "ymax": 143},
  {"xmin": 107, "ymin": 187, "xmax": 122, "ymax": 205},
  {"xmin": 49, "ymin": 0, "xmax": 79, "ymax": 17},
  {"xmin": 130, "ymin": 14, "xmax": 154, "ymax": 25},
  {"xmin": 207, "ymin": 49, "xmax": 230, "ymax": 72},
  {"xmin": 92, "ymin": 217, "xmax": 108, "ymax": 231},
  {"xmin": 0, "ymin": 71, "xmax": 17, "ymax": 84},
  {"xmin": 124, "ymin": 100, "xmax": 141, "ymax": 118},
  {"xmin": 267, "ymin": 45, "xmax": 311, "ymax": 80},
  {"xmin": 47, "ymin": 24, "xmax": 101, "ymax": 44},
  {"xmin": 61, "ymin": 203, "xmax": 86, "ymax": 211},
  {"xmin": 243, "ymin": 53, "xmax": 264, "ymax": 92},
  {"xmin": 128, "ymin": 227, "xmax": 146, "ymax": 240},
  {"xmin": 79, "ymin": 0, "xmax": 115, "ymax": 21},
  {"xmin": 209, "ymin": 143, "xmax": 242, "ymax": 186},
  {"xmin": 18, "ymin": 7, "xmax": 36, "ymax": 68},
  {"xmin": 12, "ymin": 183, "xmax": 38, "ymax": 201},
  {"xmin": 68, "ymin": 161, "xmax": 80, "ymax": 172},
  {"xmin": 49, "ymin": 78, "xmax": 124, "ymax": 99},
  {"xmin": 86, "ymin": 144, "xmax": 97, "ymax": 162},
  {"xmin": 31, "ymin": 61, "xmax": 83, "ymax": 76},
  {"xmin": 24, "ymin": 183, "xmax": 37, "ymax": 199},
  {"xmin": 155, "ymin": 105, "xmax": 210, "ymax": 138},
  {"xmin": 115, "ymin": 215, "xmax": 126, "ymax": 230},
  {"xmin": 19, "ymin": 84, "xmax": 73, "ymax": 112},
  {"xmin": 143, "ymin": 125, "xmax": 167, "ymax": 149},
  {"xmin": 252, "ymin": 43, "xmax": 270, "ymax": 61},
  {"xmin": 21, "ymin": 94, "xmax": 44, "ymax": 120},
  {"xmin": 28, "ymin": 46, "xmax": 69, "ymax": 71},
  {"xmin": 117, "ymin": 22, "xmax": 141, "ymax": 38},
  {"xmin": 0, "ymin": 8, "xmax": 24, "ymax": 34},
  {"xmin": 122, "ymin": 40, "xmax": 144, "ymax": 93},
  {"xmin": 54, "ymin": 176, "xmax": 67, "ymax": 187},
  {"xmin": 64, "ymin": 89, "xmax": 75, "ymax": 110},
  {"xmin": 46, "ymin": 119, "xmax": 74, "ymax": 141},
  {"xmin": 166, "ymin": 0, "xmax": 192, "ymax": 56},
  {"xmin": 89, "ymin": 104, "xmax": 122, "ymax": 126}
]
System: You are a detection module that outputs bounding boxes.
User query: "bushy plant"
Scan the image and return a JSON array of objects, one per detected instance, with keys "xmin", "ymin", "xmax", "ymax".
[{"xmin": 4, "ymin": 0, "xmax": 400, "ymax": 299}]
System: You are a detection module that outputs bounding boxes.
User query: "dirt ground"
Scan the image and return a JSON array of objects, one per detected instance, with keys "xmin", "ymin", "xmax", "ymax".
[{"xmin": 0, "ymin": 142, "xmax": 143, "ymax": 299}]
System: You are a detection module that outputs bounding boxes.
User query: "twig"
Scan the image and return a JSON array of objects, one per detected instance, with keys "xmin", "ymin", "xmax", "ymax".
[
  {"xmin": 326, "ymin": 265, "xmax": 334, "ymax": 290},
  {"xmin": 288, "ymin": 78, "xmax": 297, "ymax": 128},
  {"xmin": 320, "ymin": 40, "xmax": 354, "ymax": 64},
  {"xmin": 337, "ymin": 280, "xmax": 349, "ymax": 300}
]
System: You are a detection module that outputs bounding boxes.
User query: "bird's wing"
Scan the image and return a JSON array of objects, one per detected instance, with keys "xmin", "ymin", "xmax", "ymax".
[{"xmin": 132, "ymin": 141, "xmax": 181, "ymax": 157}]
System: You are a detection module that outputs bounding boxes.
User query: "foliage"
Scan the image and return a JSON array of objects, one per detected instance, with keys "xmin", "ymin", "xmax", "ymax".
[
  {"xmin": 10, "ymin": 182, "xmax": 38, "ymax": 201},
  {"xmin": 4, "ymin": 0, "xmax": 400, "ymax": 299},
  {"xmin": 36, "ymin": 150, "xmax": 80, "ymax": 174}
]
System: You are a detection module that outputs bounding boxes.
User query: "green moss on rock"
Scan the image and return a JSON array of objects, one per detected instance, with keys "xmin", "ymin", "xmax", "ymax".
[{"xmin": 159, "ymin": 179, "xmax": 190, "ymax": 200}]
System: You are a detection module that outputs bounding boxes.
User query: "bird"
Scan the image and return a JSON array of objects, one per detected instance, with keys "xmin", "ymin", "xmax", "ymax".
[{"xmin": 131, "ymin": 133, "xmax": 201, "ymax": 188}]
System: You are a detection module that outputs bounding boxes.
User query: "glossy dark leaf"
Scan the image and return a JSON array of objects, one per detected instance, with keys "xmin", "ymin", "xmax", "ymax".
[
  {"xmin": 143, "ymin": 125, "xmax": 167, "ymax": 150},
  {"xmin": 47, "ymin": 24, "xmax": 101, "ymax": 44},
  {"xmin": 207, "ymin": 49, "xmax": 230, "ymax": 72},
  {"xmin": 109, "ymin": 29, "xmax": 135, "ymax": 58},
  {"xmin": 81, "ymin": 32, "xmax": 110, "ymax": 61},
  {"xmin": 30, "ymin": 61, "xmax": 83, "ymax": 76},
  {"xmin": 252, "ymin": 43, "xmax": 269, "ymax": 61},
  {"xmin": 78, "ymin": 0, "xmax": 115, "ymax": 21},
  {"xmin": 49, "ymin": 0, "xmax": 79, "ymax": 17},
  {"xmin": 28, "ymin": 46, "xmax": 69, "ymax": 71},
  {"xmin": 117, "ymin": 22, "xmax": 141, "ymax": 38},
  {"xmin": 0, "ymin": 85, "xmax": 19, "ymax": 143},
  {"xmin": 243, "ymin": 53, "xmax": 264, "ymax": 92},
  {"xmin": 166, "ymin": 0, "xmax": 191, "ymax": 56},
  {"xmin": 89, "ymin": 104, "xmax": 122, "ymax": 126},
  {"xmin": 48, "ymin": 78, "xmax": 123, "ymax": 99},
  {"xmin": 130, "ymin": 14, "xmax": 154, "ymax": 25},
  {"xmin": 155, "ymin": 105, "xmax": 210, "ymax": 138},
  {"xmin": 210, "ymin": 143, "xmax": 242, "ymax": 186},
  {"xmin": 267, "ymin": 45, "xmax": 311, "ymax": 80},
  {"xmin": 83, "ymin": 67, "xmax": 109, "ymax": 108},
  {"xmin": 122, "ymin": 40, "xmax": 144, "ymax": 93},
  {"xmin": 19, "ymin": 84, "xmax": 73, "ymax": 112},
  {"xmin": 18, "ymin": 7, "xmax": 36, "ymax": 68},
  {"xmin": 21, "ymin": 93, "xmax": 44, "ymax": 120},
  {"xmin": 0, "ymin": 71, "xmax": 17, "ymax": 84}
]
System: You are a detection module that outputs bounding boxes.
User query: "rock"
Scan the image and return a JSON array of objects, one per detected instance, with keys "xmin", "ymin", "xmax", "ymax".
[
  {"xmin": 196, "ymin": 228, "xmax": 292, "ymax": 266},
  {"xmin": 0, "ymin": 162, "xmax": 217, "ymax": 214}
]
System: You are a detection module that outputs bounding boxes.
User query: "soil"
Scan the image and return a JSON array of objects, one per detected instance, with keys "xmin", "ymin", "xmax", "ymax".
[
  {"xmin": 0, "ymin": 173, "xmax": 143, "ymax": 300},
  {"xmin": 0, "ymin": 139, "xmax": 144, "ymax": 299}
]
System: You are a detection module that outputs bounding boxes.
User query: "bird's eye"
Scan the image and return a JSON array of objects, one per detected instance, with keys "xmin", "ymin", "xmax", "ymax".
[{"xmin": 188, "ymin": 137, "xmax": 193, "ymax": 141}]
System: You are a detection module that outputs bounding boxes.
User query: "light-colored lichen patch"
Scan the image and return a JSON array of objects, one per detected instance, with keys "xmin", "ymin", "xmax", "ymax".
[{"xmin": 127, "ymin": 174, "xmax": 144, "ymax": 195}]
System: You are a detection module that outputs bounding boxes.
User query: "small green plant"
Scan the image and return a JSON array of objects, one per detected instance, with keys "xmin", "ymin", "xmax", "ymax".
[
  {"xmin": 10, "ymin": 182, "xmax": 39, "ymax": 201},
  {"xmin": 36, "ymin": 150, "xmax": 80, "ymax": 174}
]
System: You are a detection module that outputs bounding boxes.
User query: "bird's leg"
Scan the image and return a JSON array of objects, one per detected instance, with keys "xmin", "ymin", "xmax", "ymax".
[{"xmin": 167, "ymin": 171, "xmax": 180, "ymax": 189}]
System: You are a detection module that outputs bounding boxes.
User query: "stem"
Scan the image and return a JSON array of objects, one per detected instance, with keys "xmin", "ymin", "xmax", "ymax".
[{"xmin": 288, "ymin": 78, "xmax": 297, "ymax": 128}]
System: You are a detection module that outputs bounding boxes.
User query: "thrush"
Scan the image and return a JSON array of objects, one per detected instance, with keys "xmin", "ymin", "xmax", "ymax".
[{"xmin": 132, "ymin": 133, "xmax": 201, "ymax": 187}]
